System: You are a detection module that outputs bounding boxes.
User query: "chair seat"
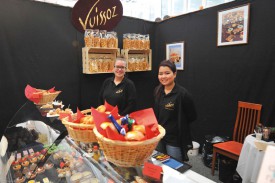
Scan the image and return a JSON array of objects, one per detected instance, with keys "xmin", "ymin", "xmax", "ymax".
[{"xmin": 213, "ymin": 141, "xmax": 243, "ymax": 156}]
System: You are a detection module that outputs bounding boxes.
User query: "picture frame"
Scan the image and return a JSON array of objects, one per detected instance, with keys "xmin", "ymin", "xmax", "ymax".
[
  {"xmin": 217, "ymin": 4, "xmax": 250, "ymax": 46},
  {"xmin": 166, "ymin": 42, "xmax": 184, "ymax": 70}
]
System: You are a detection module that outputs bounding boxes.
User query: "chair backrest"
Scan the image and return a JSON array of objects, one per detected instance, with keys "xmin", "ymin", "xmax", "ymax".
[{"xmin": 233, "ymin": 101, "xmax": 262, "ymax": 143}]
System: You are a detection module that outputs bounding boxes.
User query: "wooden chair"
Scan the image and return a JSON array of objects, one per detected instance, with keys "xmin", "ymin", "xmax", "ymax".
[{"xmin": 211, "ymin": 101, "xmax": 262, "ymax": 175}]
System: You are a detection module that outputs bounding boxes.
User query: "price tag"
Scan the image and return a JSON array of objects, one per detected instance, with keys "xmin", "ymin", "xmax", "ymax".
[
  {"xmin": 23, "ymin": 150, "xmax": 28, "ymax": 157},
  {"xmin": 142, "ymin": 162, "xmax": 163, "ymax": 181},
  {"xmin": 28, "ymin": 148, "xmax": 34, "ymax": 154},
  {"xmin": 16, "ymin": 153, "xmax": 22, "ymax": 160}
]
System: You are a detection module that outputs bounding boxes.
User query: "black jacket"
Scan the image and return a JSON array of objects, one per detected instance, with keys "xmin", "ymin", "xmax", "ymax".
[
  {"xmin": 98, "ymin": 76, "xmax": 137, "ymax": 115},
  {"xmin": 154, "ymin": 83, "xmax": 197, "ymax": 151}
]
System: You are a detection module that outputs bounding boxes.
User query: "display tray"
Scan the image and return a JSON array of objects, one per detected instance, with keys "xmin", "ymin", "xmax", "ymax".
[
  {"xmin": 74, "ymin": 139, "xmax": 188, "ymax": 183},
  {"xmin": 7, "ymin": 135, "xmax": 192, "ymax": 183},
  {"xmin": 73, "ymin": 139, "xmax": 151, "ymax": 183},
  {"xmin": 9, "ymin": 140, "xmax": 104, "ymax": 183}
]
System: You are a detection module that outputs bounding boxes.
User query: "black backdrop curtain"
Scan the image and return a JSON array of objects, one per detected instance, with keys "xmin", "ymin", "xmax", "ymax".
[
  {"xmin": 155, "ymin": 0, "xmax": 275, "ymax": 143},
  {"xmin": 1, "ymin": 0, "xmax": 275, "ymax": 147}
]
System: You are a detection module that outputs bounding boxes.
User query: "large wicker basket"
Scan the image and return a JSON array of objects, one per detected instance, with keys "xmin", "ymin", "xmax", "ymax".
[
  {"xmin": 62, "ymin": 109, "xmax": 97, "ymax": 143},
  {"xmin": 36, "ymin": 89, "xmax": 61, "ymax": 105},
  {"xmin": 93, "ymin": 125, "xmax": 165, "ymax": 167}
]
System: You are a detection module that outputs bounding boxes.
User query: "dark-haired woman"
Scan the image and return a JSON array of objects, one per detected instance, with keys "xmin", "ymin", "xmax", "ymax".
[{"xmin": 154, "ymin": 60, "xmax": 197, "ymax": 161}]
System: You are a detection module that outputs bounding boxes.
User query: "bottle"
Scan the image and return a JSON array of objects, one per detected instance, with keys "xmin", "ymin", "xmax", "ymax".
[
  {"xmin": 255, "ymin": 123, "xmax": 263, "ymax": 133},
  {"xmin": 92, "ymin": 145, "xmax": 100, "ymax": 162},
  {"xmin": 262, "ymin": 127, "xmax": 270, "ymax": 140}
]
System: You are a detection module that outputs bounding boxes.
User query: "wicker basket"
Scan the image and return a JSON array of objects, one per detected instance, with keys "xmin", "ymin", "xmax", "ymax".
[
  {"xmin": 93, "ymin": 125, "xmax": 165, "ymax": 167},
  {"xmin": 36, "ymin": 89, "xmax": 61, "ymax": 105},
  {"xmin": 62, "ymin": 109, "xmax": 97, "ymax": 143}
]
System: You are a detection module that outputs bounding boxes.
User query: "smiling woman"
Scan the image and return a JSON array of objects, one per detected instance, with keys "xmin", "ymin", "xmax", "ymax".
[
  {"xmin": 98, "ymin": 57, "xmax": 137, "ymax": 116},
  {"xmin": 158, "ymin": 65, "xmax": 176, "ymax": 94},
  {"xmin": 113, "ymin": 57, "xmax": 127, "ymax": 81},
  {"xmin": 153, "ymin": 60, "xmax": 197, "ymax": 162}
]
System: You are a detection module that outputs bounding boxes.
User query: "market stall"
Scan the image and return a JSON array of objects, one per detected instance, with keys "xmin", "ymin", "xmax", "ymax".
[{"xmin": 0, "ymin": 97, "xmax": 215, "ymax": 183}]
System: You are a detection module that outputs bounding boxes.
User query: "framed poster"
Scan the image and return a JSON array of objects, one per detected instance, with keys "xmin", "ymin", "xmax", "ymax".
[
  {"xmin": 166, "ymin": 42, "xmax": 184, "ymax": 70},
  {"xmin": 217, "ymin": 4, "xmax": 250, "ymax": 46}
]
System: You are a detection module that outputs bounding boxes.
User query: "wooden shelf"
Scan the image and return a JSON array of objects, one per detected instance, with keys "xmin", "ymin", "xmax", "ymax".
[
  {"xmin": 127, "ymin": 49, "xmax": 151, "ymax": 54},
  {"xmin": 121, "ymin": 49, "xmax": 152, "ymax": 72},
  {"xmin": 82, "ymin": 47, "xmax": 119, "ymax": 74},
  {"xmin": 82, "ymin": 48, "xmax": 152, "ymax": 74},
  {"xmin": 84, "ymin": 47, "xmax": 119, "ymax": 54}
]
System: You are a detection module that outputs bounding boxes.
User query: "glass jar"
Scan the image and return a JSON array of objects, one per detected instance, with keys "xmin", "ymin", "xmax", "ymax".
[
  {"xmin": 89, "ymin": 57, "xmax": 98, "ymax": 73},
  {"xmin": 136, "ymin": 34, "xmax": 141, "ymax": 50},
  {"xmin": 107, "ymin": 32, "xmax": 117, "ymax": 48},
  {"xmin": 128, "ymin": 57, "xmax": 135, "ymax": 71},
  {"xmin": 135, "ymin": 57, "xmax": 139, "ymax": 71},
  {"xmin": 107, "ymin": 57, "xmax": 114, "ymax": 71},
  {"xmin": 130, "ymin": 33, "xmax": 136, "ymax": 49},
  {"xmin": 141, "ymin": 56, "xmax": 148, "ymax": 70},
  {"xmin": 102, "ymin": 57, "xmax": 109, "ymax": 72},
  {"xmin": 84, "ymin": 29, "xmax": 93, "ymax": 47},
  {"xmin": 113, "ymin": 32, "xmax": 118, "ymax": 48},
  {"xmin": 145, "ymin": 34, "xmax": 150, "ymax": 49},
  {"xmin": 91, "ymin": 29, "xmax": 100, "ymax": 48},
  {"xmin": 139, "ymin": 35, "xmax": 145, "ymax": 50},
  {"xmin": 123, "ymin": 33, "xmax": 130, "ymax": 49},
  {"xmin": 97, "ymin": 57, "xmax": 103, "ymax": 72},
  {"xmin": 100, "ymin": 30, "xmax": 107, "ymax": 48},
  {"xmin": 137, "ymin": 56, "xmax": 143, "ymax": 71}
]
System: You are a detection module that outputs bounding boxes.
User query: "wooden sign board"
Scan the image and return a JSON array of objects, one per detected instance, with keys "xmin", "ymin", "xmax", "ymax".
[{"xmin": 72, "ymin": 0, "xmax": 123, "ymax": 32}]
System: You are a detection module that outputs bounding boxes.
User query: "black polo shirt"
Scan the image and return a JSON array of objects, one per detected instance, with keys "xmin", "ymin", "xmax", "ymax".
[
  {"xmin": 154, "ymin": 84, "xmax": 197, "ymax": 147},
  {"xmin": 98, "ymin": 76, "xmax": 137, "ymax": 115}
]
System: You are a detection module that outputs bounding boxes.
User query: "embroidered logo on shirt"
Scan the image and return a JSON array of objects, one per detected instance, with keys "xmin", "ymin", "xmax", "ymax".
[
  {"xmin": 116, "ymin": 89, "xmax": 123, "ymax": 94},
  {"xmin": 165, "ymin": 102, "xmax": 174, "ymax": 110}
]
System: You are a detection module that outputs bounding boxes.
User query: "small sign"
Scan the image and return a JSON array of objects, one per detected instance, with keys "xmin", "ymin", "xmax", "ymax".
[
  {"xmin": 23, "ymin": 150, "xmax": 28, "ymax": 157},
  {"xmin": 16, "ymin": 153, "xmax": 22, "ymax": 160},
  {"xmin": 28, "ymin": 148, "xmax": 34, "ymax": 154},
  {"xmin": 142, "ymin": 162, "xmax": 163, "ymax": 181},
  {"xmin": 72, "ymin": 0, "xmax": 123, "ymax": 32}
]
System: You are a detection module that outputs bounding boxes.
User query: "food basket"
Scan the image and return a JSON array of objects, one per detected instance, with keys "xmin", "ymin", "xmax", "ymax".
[
  {"xmin": 93, "ymin": 125, "xmax": 165, "ymax": 167},
  {"xmin": 62, "ymin": 109, "xmax": 97, "ymax": 143},
  {"xmin": 36, "ymin": 89, "xmax": 61, "ymax": 105}
]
